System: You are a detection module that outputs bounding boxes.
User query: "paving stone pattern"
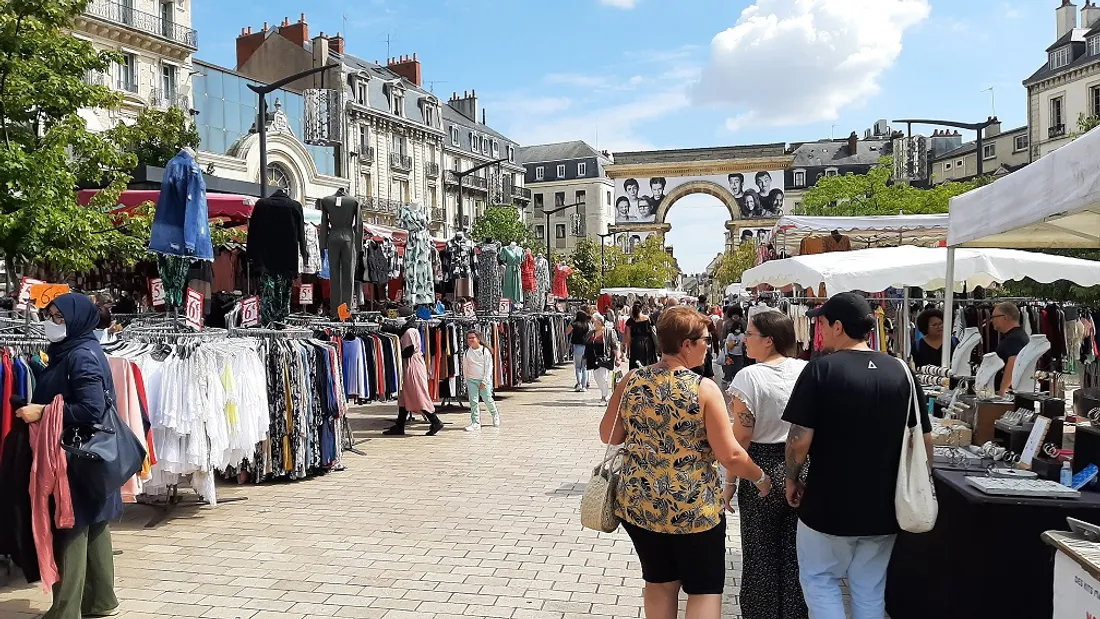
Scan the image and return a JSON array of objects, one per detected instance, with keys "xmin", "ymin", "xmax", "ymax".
[{"xmin": 0, "ymin": 367, "xmax": 749, "ymax": 619}]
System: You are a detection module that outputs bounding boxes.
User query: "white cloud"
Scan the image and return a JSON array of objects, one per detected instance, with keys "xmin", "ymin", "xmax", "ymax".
[
  {"xmin": 599, "ymin": 0, "xmax": 639, "ymax": 8},
  {"xmin": 693, "ymin": 0, "xmax": 930, "ymax": 131}
]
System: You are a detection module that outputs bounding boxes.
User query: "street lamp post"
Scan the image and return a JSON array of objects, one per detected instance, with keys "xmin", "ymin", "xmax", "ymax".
[
  {"xmin": 892, "ymin": 117, "xmax": 1000, "ymax": 179},
  {"xmin": 453, "ymin": 156, "xmax": 509, "ymax": 233},
  {"xmin": 248, "ymin": 63, "xmax": 341, "ymax": 198},
  {"xmin": 597, "ymin": 231, "xmax": 616, "ymax": 281},
  {"xmin": 543, "ymin": 200, "xmax": 586, "ymax": 260}
]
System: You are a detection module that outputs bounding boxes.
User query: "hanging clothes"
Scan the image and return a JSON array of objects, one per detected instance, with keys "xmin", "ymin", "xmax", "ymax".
[
  {"xmin": 399, "ymin": 205, "xmax": 435, "ymax": 305},
  {"xmin": 534, "ymin": 255, "xmax": 551, "ymax": 310},
  {"xmin": 552, "ymin": 264, "xmax": 573, "ymax": 298},
  {"xmin": 521, "ymin": 249, "xmax": 536, "ymax": 294},
  {"xmin": 149, "ymin": 149, "xmax": 214, "ymax": 261},
  {"xmin": 247, "ymin": 189, "xmax": 308, "ymax": 277},
  {"xmin": 476, "ymin": 241, "xmax": 503, "ymax": 310},
  {"xmin": 500, "ymin": 244, "xmax": 525, "ymax": 305}
]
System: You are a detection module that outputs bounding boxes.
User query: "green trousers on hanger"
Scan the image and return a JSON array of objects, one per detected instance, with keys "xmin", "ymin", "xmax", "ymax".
[{"xmin": 43, "ymin": 523, "xmax": 118, "ymax": 619}]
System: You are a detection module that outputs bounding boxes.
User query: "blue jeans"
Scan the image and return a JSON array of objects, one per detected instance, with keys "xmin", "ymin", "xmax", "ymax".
[
  {"xmin": 796, "ymin": 520, "xmax": 897, "ymax": 619},
  {"xmin": 572, "ymin": 344, "xmax": 588, "ymax": 387}
]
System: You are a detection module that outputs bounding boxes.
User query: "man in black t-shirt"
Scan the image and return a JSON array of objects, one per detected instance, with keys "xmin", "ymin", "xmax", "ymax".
[
  {"xmin": 781, "ymin": 292, "xmax": 932, "ymax": 618},
  {"xmin": 992, "ymin": 302, "xmax": 1029, "ymax": 395}
]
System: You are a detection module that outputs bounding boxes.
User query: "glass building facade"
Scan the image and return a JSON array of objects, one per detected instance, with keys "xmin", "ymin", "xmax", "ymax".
[{"xmin": 192, "ymin": 61, "xmax": 336, "ymax": 176}]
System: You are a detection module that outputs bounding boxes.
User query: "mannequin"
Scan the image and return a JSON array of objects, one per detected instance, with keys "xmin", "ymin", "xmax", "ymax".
[
  {"xmin": 500, "ymin": 241, "xmax": 525, "ymax": 305},
  {"xmin": 447, "ymin": 231, "xmax": 477, "ymax": 298},
  {"xmin": 1011, "ymin": 335, "xmax": 1052, "ymax": 393},
  {"xmin": 974, "ymin": 352, "xmax": 1004, "ymax": 395},
  {"xmin": 247, "ymin": 188, "xmax": 308, "ymax": 324},
  {"xmin": 318, "ymin": 188, "xmax": 361, "ymax": 317},
  {"xmin": 475, "ymin": 238, "xmax": 502, "ymax": 311},
  {"xmin": 398, "ymin": 203, "xmax": 435, "ymax": 305},
  {"xmin": 534, "ymin": 253, "xmax": 550, "ymax": 310},
  {"xmin": 552, "ymin": 261, "xmax": 573, "ymax": 299},
  {"xmin": 950, "ymin": 327, "xmax": 983, "ymax": 376},
  {"xmin": 521, "ymin": 247, "xmax": 536, "ymax": 295}
]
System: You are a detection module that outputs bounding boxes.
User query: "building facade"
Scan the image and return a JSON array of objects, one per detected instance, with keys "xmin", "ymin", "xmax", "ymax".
[
  {"xmin": 231, "ymin": 14, "xmax": 526, "ymax": 235},
  {"xmin": 1024, "ymin": 0, "xmax": 1100, "ymax": 159},
  {"xmin": 930, "ymin": 121, "xmax": 1029, "ymax": 184},
  {"xmin": 784, "ymin": 131, "xmax": 893, "ymax": 212},
  {"xmin": 74, "ymin": 0, "xmax": 198, "ymax": 130},
  {"xmin": 517, "ymin": 141, "xmax": 614, "ymax": 253}
]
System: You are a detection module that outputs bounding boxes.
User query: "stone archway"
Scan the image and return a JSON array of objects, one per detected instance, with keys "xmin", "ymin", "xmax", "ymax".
[{"xmin": 655, "ymin": 180, "xmax": 741, "ymax": 230}]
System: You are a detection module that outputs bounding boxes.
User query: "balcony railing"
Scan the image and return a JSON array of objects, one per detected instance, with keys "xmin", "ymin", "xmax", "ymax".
[
  {"xmin": 443, "ymin": 170, "xmax": 488, "ymax": 190},
  {"xmin": 444, "ymin": 170, "xmax": 459, "ymax": 185},
  {"xmin": 116, "ymin": 76, "xmax": 138, "ymax": 94},
  {"xmin": 425, "ymin": 162, "xmax": 441, "ymax": 178},
  {"xmin": 511, "ymin": 186, "xmax": 533, "ymax": 200},
  {"xmin": 431, "ymin": 207, "xmax": 445, "ymax": 222},
  {"xmin": 84, "ymin": 0, "xmax": 199, "ymax": 48},
  {"xmin": 357, "ymin": 146, "xmax": 375, "ymax": 164},
  {"xmin": 389, "ymin": 152, "xmax": 413, "ymax": 172},
  {"xmin": 1049, "ymin": 124, "xmax": 1067, "ymax": 139},
  {"xmin": 83, "ymin": 70, "xmax": 110, "ymax": 87},
  {"xmin": 150, "ymin": 88, "xmax": 190, "ymax": 110},
  {"xmin": 360, "ymin": 196, "xmax": 405, "ymax": 216}
]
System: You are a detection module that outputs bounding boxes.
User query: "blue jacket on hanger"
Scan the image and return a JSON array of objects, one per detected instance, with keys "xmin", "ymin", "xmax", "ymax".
[{"xmin": 150, "ymin": 149, "xmax": 214, "ymax": 260}]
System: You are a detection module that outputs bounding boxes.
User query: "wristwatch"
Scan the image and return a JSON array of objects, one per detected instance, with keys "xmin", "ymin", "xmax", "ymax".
[{"xmin": 753, "ymin": 470, "xmax": 768, "ymax": 486}]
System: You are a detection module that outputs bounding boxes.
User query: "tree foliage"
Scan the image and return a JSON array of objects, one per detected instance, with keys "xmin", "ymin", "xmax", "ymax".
[
  {"xmin": 566, "ymin": 238, "xmax": 602, "ymax": 300},
  {"xmin": 603, "ymin": 236, "xmax": 679, "ymax": 290},
  {"xmin": 0, "ymin": 0, "xmax": 137, "ymax": 278},
  {"xmin": 471, "ymin": 205, "xmax": 537, "ymax": 247},
  {"xmin": 714, "ymin": 242, "xmax": 756, "ymax": 288},
  {"xmin": 797, "ymin": 157, "xmax": 982, "ymax": 216},
  {"xmin": 107, "ymin": 106, "xmax": 200, "ymax": 168}
]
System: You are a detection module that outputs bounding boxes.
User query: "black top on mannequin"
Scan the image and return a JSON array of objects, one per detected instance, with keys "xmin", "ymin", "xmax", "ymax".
[
  {"xmin": 247, "ymin": 189, "xmax": 307, "ymax": 276},
  {"xmin": 335, "ymin": 187, "xmax": 347, "ymax": 196},
  {"xmin": 318, "ymin": 190, "xmax": 362, "ymax": 251}
]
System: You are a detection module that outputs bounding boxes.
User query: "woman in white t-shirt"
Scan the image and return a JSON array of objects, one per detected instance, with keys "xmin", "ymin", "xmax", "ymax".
[
  {"xmin": 462, "ymin": 330, "xmax": 500, "ymax": 431},
  {"xmin": 724, "ymin": 310, "xmax": 808, "ymax": 619}
]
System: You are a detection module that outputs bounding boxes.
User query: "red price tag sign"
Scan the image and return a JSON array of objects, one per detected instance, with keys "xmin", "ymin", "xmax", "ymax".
[
  {"xmin": 149, "ymin": 277, "xmax": 165, "ymax": 307},
  {"xmin": 15, "ymin": 278, "xmax": 43, "ymax": 311},
  {"xmin": 239, "ymin": 296, "xmax": 260, "ymax": 327},
  {"xmin": 184, "ymin": 288, "xmax": 204, "ymax": 331},
  {"xmin": 461, "ymin": 301, "xmax": 475, "ymax": 318},
  {"xmin": 29, "ymin": 283, "xmax": 71, "ymax": 309},
  {"xmin": 497, "ymin": 298, "xmax": 512, "ymax": 315},
  {"xmin": 299, "ymin": 283, "xmax": 314, "ymax": 306}
]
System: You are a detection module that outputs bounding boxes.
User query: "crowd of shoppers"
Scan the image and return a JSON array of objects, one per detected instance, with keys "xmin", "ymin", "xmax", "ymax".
[{"xmin": 597, "ymin": 292, "xmax": 934, "ymax": 619}]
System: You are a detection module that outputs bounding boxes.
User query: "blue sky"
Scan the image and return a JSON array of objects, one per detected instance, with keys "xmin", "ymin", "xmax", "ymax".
[{"xmin": 193, "ymin": 0, "xmax": 1055, "ymax": 273}]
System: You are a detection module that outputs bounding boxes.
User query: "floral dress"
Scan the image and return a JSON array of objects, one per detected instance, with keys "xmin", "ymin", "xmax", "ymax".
[{"xmin": 398, "ymin": 205, "xmax": 434, "ymax": 305}]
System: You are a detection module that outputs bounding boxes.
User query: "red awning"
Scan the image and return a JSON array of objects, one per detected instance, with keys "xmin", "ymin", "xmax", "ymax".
[{"xmin": 78, "ymin": 189, "xmax": 257, "ymax": 224}]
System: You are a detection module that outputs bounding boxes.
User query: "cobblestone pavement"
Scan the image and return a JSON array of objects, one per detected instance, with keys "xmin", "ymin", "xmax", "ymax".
[{"xmin": 0, "ymin": 366, "xmax": 746, "ymax": 619}]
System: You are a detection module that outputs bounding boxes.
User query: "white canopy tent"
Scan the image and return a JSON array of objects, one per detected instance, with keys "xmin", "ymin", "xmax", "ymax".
[
  {"xmin": 742, "ymin": 246, "xmax": 1100, "ymax": 293},
  {"xmin": 600, "ymin": 287, "xmax": 693, "ymax": 299},
  {"xmin": 943, "ymin": 126, "xmax": 1100, "ymax": 365},
  {"xmin": 769, "ymin": 214, "xmax": 949, "ymax": 255}
]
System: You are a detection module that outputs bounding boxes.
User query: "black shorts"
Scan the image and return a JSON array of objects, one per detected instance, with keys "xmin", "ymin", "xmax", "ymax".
[{"xmin": 622, "ymin": 517, "xmax": 726, "ymax": 595}]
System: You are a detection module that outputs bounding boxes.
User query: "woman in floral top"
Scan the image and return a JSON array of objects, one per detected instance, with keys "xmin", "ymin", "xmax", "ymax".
[{"xmin": 600, "ymin": 306, "xmax": 770, "ymax": 619}]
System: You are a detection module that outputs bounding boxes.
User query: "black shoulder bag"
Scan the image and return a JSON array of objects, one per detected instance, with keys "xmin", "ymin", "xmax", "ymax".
[{"xmin": 61, "ymin": 384, "xmax": 147, "ymax": 506}]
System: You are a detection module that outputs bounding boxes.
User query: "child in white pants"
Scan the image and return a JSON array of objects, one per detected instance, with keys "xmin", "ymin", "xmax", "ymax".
[{"xmin": 463, "ymin": 330, "xmax": 500, "ymax": 431}]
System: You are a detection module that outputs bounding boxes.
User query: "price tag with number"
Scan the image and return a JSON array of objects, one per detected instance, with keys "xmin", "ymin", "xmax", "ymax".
[
  {"xmin": 28, "ymin": 283, "xmax": 69, "ymax": 309},
  {"xmin": 239, "ymin": 296, "xmax": 260, "ymax": 327},
  {"xmin": 461, "ymin": 301, "xmax": 476, "ymax": 318},
  {"xmin": 149, "ymin": 277, "xmax": 166, "ymax": 307},
  {"xmin": 15, "ymin": 278, "xmax": 44, "ymax": 311},
  {"xmin": 184, "ymin": 288, "xmax": 204, "ymax": 331},
  {"xmin": 299, "ymin": 284, "xmax": 314, "ymax": 306},
  {"xmin": 498, "ymin": 298, "xmax": 512, "ymax": 314}
]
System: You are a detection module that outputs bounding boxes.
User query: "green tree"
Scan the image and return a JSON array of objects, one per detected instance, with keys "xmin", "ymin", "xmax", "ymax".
[
  {"xmin": 604, "ymin": 236, "xmax": 680, "ymax": 289},
  {"xmin": 107, "ymin": 106, "xmax": 200, "ymax": 167},
  {"xmin": 471, "ymin": 205, "xmax": 537, "ymax": 247},
  {"xmin": 797, "ymin": 157, "xmax": 982, "ymax": 216},
  {"xmin": 713, "ymin": 242, "xmax": 756, "ymax": 287},
  {"xmin": 566, "ymin": 238, "xmax": 602, "ymax": 300},
  {"xmin": 0, "ymin": 0, "xmax": 137, "ymax": 280}
]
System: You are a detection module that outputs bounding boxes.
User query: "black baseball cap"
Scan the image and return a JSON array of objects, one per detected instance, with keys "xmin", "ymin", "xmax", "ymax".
[{"xmin": 807, "ymin": 292, "xmax": 873, "ymax": 330}]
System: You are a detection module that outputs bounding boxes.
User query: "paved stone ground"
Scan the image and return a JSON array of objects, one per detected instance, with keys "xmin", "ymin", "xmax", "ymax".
[{"xmin": 0, "ymin": 366, "xmax": 748, "ymax": 619}]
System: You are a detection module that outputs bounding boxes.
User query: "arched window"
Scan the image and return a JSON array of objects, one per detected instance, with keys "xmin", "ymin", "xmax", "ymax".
[{"xmin": 266, "ymin": 163, "xmax": 294, "ymax": 198}]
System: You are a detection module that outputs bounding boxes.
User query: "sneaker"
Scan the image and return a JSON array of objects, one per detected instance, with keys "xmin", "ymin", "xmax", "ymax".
[
  {"xmin": 600, "ymin": 398, "xmax": 608, "ymax": 406},
  {"xmin": 84, "ymin": 609, "xmax": 121, "ymax": 618},
  {"xmin": 491, "ymin": 416, "xmax": 501, "ymax": 427},
  {"xmin": 465, "ymin": 423, "xmax": 481, "ymax": 432}
]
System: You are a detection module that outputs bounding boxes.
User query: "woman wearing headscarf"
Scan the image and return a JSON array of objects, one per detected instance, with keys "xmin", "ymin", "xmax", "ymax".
[
  {"xmin": 15, "ymin": 293, "xmax": 121, "ymax": 619},
  {"xmin": 382, "ymin": 306, "xmax": 445, "ymax": 436}
]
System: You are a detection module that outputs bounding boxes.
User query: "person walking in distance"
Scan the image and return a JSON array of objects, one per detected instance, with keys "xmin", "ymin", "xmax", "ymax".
[
  {"xmin": 585, "ymin": 313, "xmax": 621, "ymax": 405},
  {"xmin": 463, "ymin": 330, "xmax": 500, "ymax": 432},
  {"xmin": 567, "ymin": 311, "xmax": 592, "ymax": 391},
  {"xmin": 722, "ymin": 318, "xmax": 745, "ymax": 388},
  {"xmin": 725, "ymin": 310, "xmax": 808, "ymax": 619},
  {"xmin": 782, "ymin": 293, "xmax": 932, "ymax": 619}
]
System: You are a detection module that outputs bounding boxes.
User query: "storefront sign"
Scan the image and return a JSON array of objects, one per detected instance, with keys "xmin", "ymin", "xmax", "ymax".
[
  {"xmin": 1053, "ymin": 551, "xmax": 1100, "ymax": 618},
  {"xmin": 498, "ymin": 298, "xmax": 512, "ymax": 315},
  {"xmin": 184, "ymin": 288, "xmax": 204, "ymax": 330},
  {"xmin": 299, "ymin": 284, "xmax": 314, "ymax": 306},
  {"xmin": 28, "ymin": 283, "xmax": 69, "ymax": 309},
  {"xmin": 337, "ymin": 303, "xmax": 351, "ymax": 321},
  {"xmin": 149, "ymin": 277, "xmax": 165, "ymax": 307},
  {"xmin": 461, "ymin": 301, "xmax": 475, "ymax": 318},
  {"xmin": 239, "ymin": 296, "xmax": 260, "ymax": 327},
  {"xmin": 15, "ymin": 278, "xmax": 44, "ymax": 311}
]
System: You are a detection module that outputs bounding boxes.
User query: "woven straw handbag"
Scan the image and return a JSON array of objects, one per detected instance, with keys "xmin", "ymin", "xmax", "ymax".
[{"xmin": 581, "ymin": 399, "xmax": 624, "ymax": 533}]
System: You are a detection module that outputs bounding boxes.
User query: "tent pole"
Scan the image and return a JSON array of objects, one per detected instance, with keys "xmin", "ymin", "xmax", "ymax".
[
  {"xmin": 902, "ymin": 286, "xmax": 910, "ymax": 361},
  {"xmin": 941, "ymin": 247, "xmax": 956, "ymax": 367}
]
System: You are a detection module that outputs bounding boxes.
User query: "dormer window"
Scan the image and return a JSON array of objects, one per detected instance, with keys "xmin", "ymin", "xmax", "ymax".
[
  {"xmin": 1090, "ymin": 35, "xmax": 1100, "ymax": 56},
  {"xmin": 392, "ymin": 91, "xmax": 404, "ymax": 116},
  {"xmin": 1050, "ymin": 46, "xmax": 1071, "ymax": 69}
]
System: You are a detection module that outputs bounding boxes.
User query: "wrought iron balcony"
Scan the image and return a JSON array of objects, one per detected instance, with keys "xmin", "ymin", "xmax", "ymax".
[
  {"xmin": 389, "ymin": 152, "xmax": 413, "ymax": 172},
  {"xmin": 360, "ymin": 196, "xmax": 403, "ymax": 215},
  {"xmin": 84, "ymin": 0, "xmax": 199, "ymax": 48},
  {"xmin": 444, "ymin": 170, "xmax": 459, "ymax": 185},
  {"xmin": 357, "ymin": 146, "xmax": 375, "ymax": 164},
  {"xmin": 425, "ymin": 162, "xmax": 441, "ymax": 178},
  {"xmin": 150, "ymin": 87, "xmax": 190, "ymax": 110},
  {"xmin": 116, "ymin": 76, "xmax": 138, "ymax": 94},
  {"xmin": 443, "ymin": 170, "xmax": 488, "ymax": 190},
  {"xmin": 1049, "ymin": 124, "xmax": 1067, "ymax": 139},
  {"xmin": 83, "ymin": 70, "xmax": 110, "ymax": 87},
  {"xmin": 431, "ymin": 207, "xmax": 445, "ymax": 222},
  {"xmin": 511, "ymin": 186, "xmax": 532, "ymax": 200}
]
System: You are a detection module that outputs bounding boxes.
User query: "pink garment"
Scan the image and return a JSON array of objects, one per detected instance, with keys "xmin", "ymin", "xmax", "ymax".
[
  {"xmin": 397, "ymin": 328, "xmax": 436, "ymax": 413},
  {"xmin": 109, "ymin": 357, "xmax": 150, "ymax": 503},
  {"xmin": 29, "ymin": 395, "xmax": 75, "ymax": 591}
]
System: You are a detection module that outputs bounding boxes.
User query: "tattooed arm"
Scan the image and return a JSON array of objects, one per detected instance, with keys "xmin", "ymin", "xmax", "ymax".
[
  {"xmin": 784, "ymin": 424, "xmax": 814, "ymax": 507},
  {"xmin": 729, "ymin": 396, "xmax": 755, "ymax": 448}
]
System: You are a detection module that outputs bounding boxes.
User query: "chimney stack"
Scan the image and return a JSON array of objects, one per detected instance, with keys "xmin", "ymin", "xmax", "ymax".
[
  {"xmin": 278, "ymin": 13, "xmax": 310, "ymax": 48},
  {"xmin": 983, "ymin": 116, "xmax": 1002, "ymax": 138},
  {"xmin": 847, "ymin": 131, "xmax": 858, "ymax": 156},
  {"xmin": 328, "ymin": 32, "xmax": 345, "ymax": 55},
  {"xmin": 236, "ymin": 22, "xmax": 268, "ymax": 69},
  {"xmin": 1057, "ymin": 0, "xmax": 1078, "ymax": 39},
  {"xmin": 449, "ymin": 89, "xmax": 479, "ymax": 122},
  {"xmin": 1083, "ymin": 0, "xmax": 1100, "ymax": 28},
  {"xmin": 387, "ymin": 53, "xmax": 422, "ymax": 86}
]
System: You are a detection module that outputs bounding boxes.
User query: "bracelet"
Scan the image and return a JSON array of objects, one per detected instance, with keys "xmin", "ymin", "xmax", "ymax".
[
  {"xmin": 753, "ymin": 470, "xmax": 768, "ymax": 485},
  {"xmin": 725, "ymin": 480, "xmax": 737, "ymax": 487}
]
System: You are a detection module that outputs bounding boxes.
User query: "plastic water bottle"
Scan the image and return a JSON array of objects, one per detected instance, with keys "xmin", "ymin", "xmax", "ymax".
[{"xmin": 1061, "ymin": 461, "xmax": 1073, "ymax": 487}]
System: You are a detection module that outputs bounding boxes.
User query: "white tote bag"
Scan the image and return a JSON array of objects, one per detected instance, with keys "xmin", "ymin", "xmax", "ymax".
[{"xmin": 894, "ymin": 357, "xmax": 938, "ymax": 533}]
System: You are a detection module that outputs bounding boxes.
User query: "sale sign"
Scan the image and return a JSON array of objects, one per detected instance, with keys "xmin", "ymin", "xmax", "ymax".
[
  {"xmin": 498, "ymin": 298, "xmax": 512, "ymax": 315},
  {"xmin": 28, "ymin": 283, "xmax": 69, "ymax": 309},
  {"xmin": 299, "ymin": 283, "xmax": 314, "ymax": 306},
  {"xmin": 15, "ymin": 278, "xmax": 44, "ymax": 311},
  {"xmin": 239, "ymin": 296, "xmax": 260, "ymax": 327},
  {"xmin": 461, "ymin": 301, "xmax": 476, "ymax": 318},
  {"xmin": 149, "ymin": 277, "xmax": 166, "ymax": 307},
  {"xmin": 184, "ymin": 288, "xmax": 204, "ymax": 330}
]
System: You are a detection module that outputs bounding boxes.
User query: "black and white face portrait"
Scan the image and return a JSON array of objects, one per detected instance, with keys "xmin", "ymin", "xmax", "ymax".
[
  {"xmin": 616, "ymin": 197, "xmax": 631, "ymax": 219},
  {"xmin": 624, "ymin": 179, "xmax": 639, "ymax": 200},
  {"xmin": 637, "ymin": 198, "xmax": 654, "ymax": 221},
  {"xmin": 767, "ymin": 189, "xmax": 785, "ymax": 215},
  {"xmin": 728, "ymin": 173, "xmax": 745, "ymax": 197},
  {"xmin": 755, "ymin": 171, "xmax": 772, "ymax": 195},
  {"xmin": 650, "ymin": 177, "xmax": 666, "ymax": 202}
]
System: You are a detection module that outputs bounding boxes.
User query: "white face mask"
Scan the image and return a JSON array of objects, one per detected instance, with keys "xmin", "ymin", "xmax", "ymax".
[{"xmin": 44, "ymin": 321, "xmax": 67, "ymax": 343}]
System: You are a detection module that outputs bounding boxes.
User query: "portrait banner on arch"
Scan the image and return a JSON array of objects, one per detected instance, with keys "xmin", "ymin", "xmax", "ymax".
[{"xmin": 612, "ymin": 170, "xmax": 785, "ymax": 225}]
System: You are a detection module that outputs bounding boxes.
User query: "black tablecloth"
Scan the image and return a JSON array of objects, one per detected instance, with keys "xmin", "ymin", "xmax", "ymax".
[{"xmin": 886, "ymin": 469, "xmax": 1100, "ymax": 619}]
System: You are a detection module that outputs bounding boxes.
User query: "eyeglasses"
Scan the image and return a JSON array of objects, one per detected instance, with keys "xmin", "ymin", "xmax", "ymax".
[
  {"xmin": 45, "ymin": 310, "xmax": 64, "ymax": 324},
  {"xmin": 991, "ymin": 314, "xmax": 1005, "ymax": 320}
]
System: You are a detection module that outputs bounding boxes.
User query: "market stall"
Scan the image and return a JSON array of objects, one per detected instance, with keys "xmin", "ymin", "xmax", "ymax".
[{"xmin": 769, "ymin": 213, "xmax": 949, "ymax": 256}]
